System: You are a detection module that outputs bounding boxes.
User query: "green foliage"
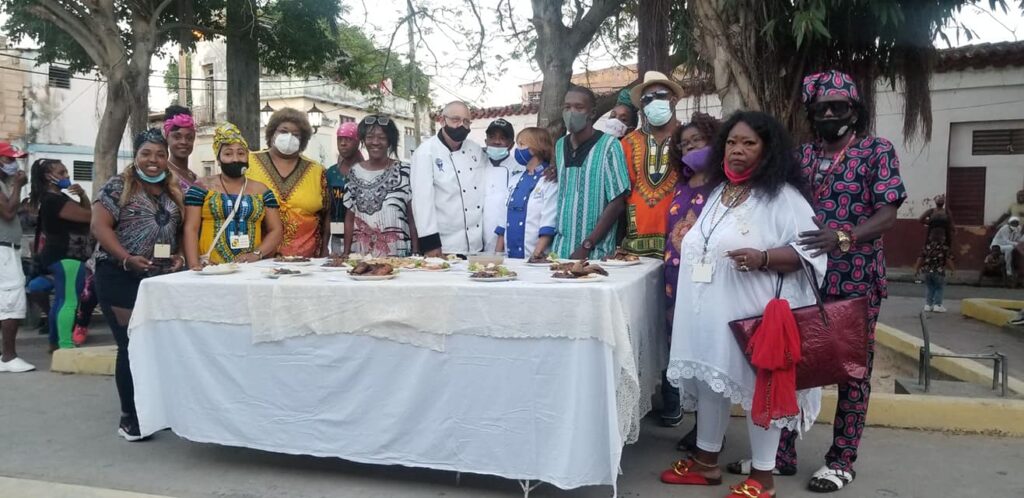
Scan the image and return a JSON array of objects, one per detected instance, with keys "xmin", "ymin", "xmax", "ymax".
[
  {"xmin": 164, "ymin": 58, "xmax": 194, "ymax": 107},
  {"xmin": 256, "ymin": 0, "xmax": 342, "ymax": 76},
  {"xmin": 326, "ymin": 24, "xmax": 432, "ymax": 108}
]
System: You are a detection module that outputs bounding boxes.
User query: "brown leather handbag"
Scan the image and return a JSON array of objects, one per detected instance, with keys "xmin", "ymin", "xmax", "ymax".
[{"xmin": 729, "ymin": 262, "xmax": 870, "ymax": 390}]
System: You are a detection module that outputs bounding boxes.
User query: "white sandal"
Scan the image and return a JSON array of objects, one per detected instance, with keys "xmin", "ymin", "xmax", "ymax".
[
  {"xmin": 808, "ymin": 465, "xmax": 855, "ymax": 493},
  {"xmin": 725, "ymin": 459, "xmax": 795, "ymax": 476}
]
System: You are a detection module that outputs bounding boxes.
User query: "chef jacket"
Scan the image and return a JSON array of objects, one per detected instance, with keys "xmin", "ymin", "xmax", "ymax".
[
  {"xmin": 482, "ymin": 153, "xmax": 524, "ymax": 252},
  {"xmin": 410, "ymin": 134, "xmax": 487, "ymax": 254}
]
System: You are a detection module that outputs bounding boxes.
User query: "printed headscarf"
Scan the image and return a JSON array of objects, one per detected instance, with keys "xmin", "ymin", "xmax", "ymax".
[
  {"xmin": 133, "ymin": 128, "xmax": 168, "ymax": 156},
  {"xmin": 163, "ymin": 113, "xmax": 196, "ymax": 135},
  {"xmin": 212, "ymin": 122, "xmax": 249, "ymax": 157},
  {"xmin": 616, "ymin": 87, "xmax": 637, "ymax": 113},
  {"xmin": 800, "ymin": 70, "xmax": 861, "ymax": 107},
  {"xmin": 337, "ymin": 122, "xmax": 358, "ymax": 139}
]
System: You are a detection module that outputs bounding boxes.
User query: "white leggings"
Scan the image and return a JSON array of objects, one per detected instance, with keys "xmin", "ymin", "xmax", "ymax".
[{"xmin": 693, "ymin": 381, "xmax": 782, "ymax": 471}]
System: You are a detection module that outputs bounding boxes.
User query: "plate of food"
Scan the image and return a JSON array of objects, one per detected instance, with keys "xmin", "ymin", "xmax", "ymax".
[
  {"xmin": 600, "ymin": 248, "xmax": 642, "ymax": 267},
  {"xmin": 198, "ymin": 263, "xmax": 239, "ymax": 275},
  {"xmin": 468, "ymin": 262, "xmax": 517, "ymax": 282},
  {"xmin": 551, "ymin": 260, "xmax": 609, "ymax": 283},
  {"xmin": 415, "ymin": 257, "xmax": 452, "ymax": 272},
  {"xmin": 273, "ymin": 255, "xmax": 313, "ymax": 266},
  {"xmin": 264, "ymin": 267, "xmax": 310, "ymax": 279},
  {"xmin": 347, "ymin": 262, "xmax": 397, "ymax": 281},
  {"xmin": 319, "ymin": 257, "xmax": 351, "ymax": 271},
  {"xmin": 525, "ymin": 253, "xmax": 557, "ymax": 267}
]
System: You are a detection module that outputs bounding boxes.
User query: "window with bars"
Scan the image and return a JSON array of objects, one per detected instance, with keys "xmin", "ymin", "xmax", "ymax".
[
  {"xmin": 48, "ymin": 66, "xmax": 71, "ymax": 89},
  {"xmin": 946, "ymin": 167, "xmax": 987, "ymax": 225},
  {"xmin": 972, "ymin": 129, "xmax": 1024, "ymax": 155},
  {"xmin": 338, "ymin": 115, "xmax": 355, "ymax": 124},
  {"xmin": 202, "ymin": 161, "xmax": 214, "ymax": 178},
  {"xmin": 72, "ymin": 161, "xmax": 93, "ymax": 181}
]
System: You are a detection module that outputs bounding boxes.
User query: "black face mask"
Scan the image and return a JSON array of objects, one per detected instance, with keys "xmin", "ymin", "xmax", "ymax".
[
  {"xmin": 812, "ymin": 117, "xmax": 855, "ymax": 142},
  {"xmin": 444, "ymin": 125, "xmax": 471, "ymax": 143},
  {"xmin": 221, "ymin": 162, "xmax": 248, "ymax": 178}
]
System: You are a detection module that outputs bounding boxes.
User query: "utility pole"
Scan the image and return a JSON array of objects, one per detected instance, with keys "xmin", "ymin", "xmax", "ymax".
[
  {"xmin": 406, "ymin": 0, "xmax": 421, "ymax": 148},
  {"xmin": 178, "ymin": 48, "xmax": 188, "ymax": 106}
]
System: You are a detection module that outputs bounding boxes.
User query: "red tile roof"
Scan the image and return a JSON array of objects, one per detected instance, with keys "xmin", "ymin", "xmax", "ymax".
[
  {"xmin": 936, "ymin": 40, "xmax": 1024, "ymax": 72},
  {"xmin": 470, "ymin": 102, "xmax": 539, "ymax": 120}
]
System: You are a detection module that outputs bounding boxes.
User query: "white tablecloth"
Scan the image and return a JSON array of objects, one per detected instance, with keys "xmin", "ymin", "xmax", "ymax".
[{"xmin": 129, "ymin": 259, "xmax": 666, "ymax": 490}]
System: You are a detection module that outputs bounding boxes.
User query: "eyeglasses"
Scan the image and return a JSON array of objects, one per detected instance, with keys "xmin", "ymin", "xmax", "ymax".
[
  {"xmin": 443, "ymin": 115, "xmax": 472, "ymax": 127},
  {"xmin": 809, "ymin": 101, "xmax": 853, "ymax": 119},
  {"xmin": 363, "ymin": 115, "xmax": 391, "ymax": 126},
  {"xmin": 640, "ymin": 90, "xmax": 672, "ymax": 105}
]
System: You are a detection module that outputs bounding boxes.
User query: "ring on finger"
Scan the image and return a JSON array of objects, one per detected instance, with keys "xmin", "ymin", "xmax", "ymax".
[{"xmin": 738, "ymin": 264, "xmax": 750, "ymax": 272}]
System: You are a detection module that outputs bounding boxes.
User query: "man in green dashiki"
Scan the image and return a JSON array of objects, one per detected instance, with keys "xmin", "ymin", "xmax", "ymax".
[
  {"xmin": 326, "ymin": 122, "xmax": 363, "ymax": 255},
  {"xmin": 551, "ymin": 84, "xmax": 630, "ymax": 260}
]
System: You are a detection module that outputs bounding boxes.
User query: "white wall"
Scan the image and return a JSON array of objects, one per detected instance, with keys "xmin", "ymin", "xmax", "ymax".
[
  {"xmin": 873, "ymin": 66, "xmax": 1024, "ymax": 223},
  {"xmin": 468, "ymin": 114, "xmax": 539, "ymax": 145}
]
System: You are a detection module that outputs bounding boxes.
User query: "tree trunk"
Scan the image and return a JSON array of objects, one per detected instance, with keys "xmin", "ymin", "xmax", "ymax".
[
  {"xmin": 535, "ymin": 55, "xmax": 573, "ymax": 135},
  {"xmin": 636, "ymin": 0, "xmax": 671, "ymax": 75},
  {"xmin": 93, "ymin": 71, "xmax": 132, "ymax": 194},
  {"xmin": 226, "ymin": 0, "xmax": 261, "ymax": 146}
]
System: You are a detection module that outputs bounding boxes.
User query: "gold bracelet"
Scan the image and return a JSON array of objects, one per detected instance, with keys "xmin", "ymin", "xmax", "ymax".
[{"xmin": 759, "ymin": 250, "xmax": 770, "ymax": 271}]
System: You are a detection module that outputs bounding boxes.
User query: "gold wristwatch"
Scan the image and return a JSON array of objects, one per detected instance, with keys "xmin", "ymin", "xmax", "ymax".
[{"xmin": 836, "ymin": 230, "xmax": 852, "ymax": 253}]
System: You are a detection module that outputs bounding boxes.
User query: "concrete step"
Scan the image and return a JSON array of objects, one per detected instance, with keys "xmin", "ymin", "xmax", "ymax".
[{"xmin": 50, "ymin": 345, "xmax": 116, "ymax": 375}]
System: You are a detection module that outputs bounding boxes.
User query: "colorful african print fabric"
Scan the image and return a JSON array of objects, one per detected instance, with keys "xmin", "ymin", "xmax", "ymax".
[
  {"xmin": 551, "ymin": 131, "xmax": 630, "ymax": 260},
  {"xmin": 94, "ymin": 175, "xmax": 182, "ymax": 262},
  {"xmin": 325, "ymin": 164, "xmax": 348, "ymax": 224},
  {"xmin": 801, "ymin": 70, "xmax": 861, "ymax": 105},
  {"xmin": 343, "ymin": 161, "xmax": 413, "ymax": 257},
  {"xmin": 247, "ymin": 151, "xmax": 326, "ymax": 257},
  {"xmin": 663, "ymin": 178, "xmax": 716, "ymax": 327},
  {"xmin": 621, "ymin": 129, "xmax": 679, "ymax": 256},
  {"xmin": 212, "ymin": 122, "xmax": 248, "ymax": 155},
  {"xmin": 184, "ymin": 185, "xmax": 279, "ymax": 264}
]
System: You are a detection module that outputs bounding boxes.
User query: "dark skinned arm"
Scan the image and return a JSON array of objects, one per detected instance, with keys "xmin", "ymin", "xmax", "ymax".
[
  {"xmin": 726, "ymin": 246, "xmax": 804, "ymax": 274},
  {"xmin": 570, "ymin": 192, "xmax": 627, "ymax": 260},
  {"xmin": 799, "ymin": 204, "xmax": 898, "ymax": 257}
]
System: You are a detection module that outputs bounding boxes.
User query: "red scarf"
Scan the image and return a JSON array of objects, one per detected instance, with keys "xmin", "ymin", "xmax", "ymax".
[{"xmin": 746, "ymin": 298, "xmax": 802, "ymax": 428}]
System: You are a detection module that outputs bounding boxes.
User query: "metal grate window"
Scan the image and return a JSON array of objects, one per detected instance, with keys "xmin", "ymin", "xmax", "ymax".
[
  {"xmin": 946, "ymin": 167, "xmax": 986, "ymax": 226},
  {"xmin": 72, "ymin": 161, "xmax": 93, "ymax": 181},
  {"xmin": 48, "ymin": 66, "xmax": 71, "ymax": 89},
  {"xmin": 972, "ymin": 129, "xmax": 1024, "ymax": 155}
]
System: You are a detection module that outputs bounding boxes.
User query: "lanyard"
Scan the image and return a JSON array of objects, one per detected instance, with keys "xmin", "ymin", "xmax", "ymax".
[
  {"xmin": 698, "ymin": 184, "xmax": 750, "ymax": 259},
  {"xmin": 812, "ymin": 134, "xmax": 857, "ymax": 202}
]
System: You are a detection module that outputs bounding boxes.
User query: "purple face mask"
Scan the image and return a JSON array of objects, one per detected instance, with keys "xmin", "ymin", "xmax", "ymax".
[{"xmin": 681, "ymin": 146, "xmax": 712, "ymax": 178}]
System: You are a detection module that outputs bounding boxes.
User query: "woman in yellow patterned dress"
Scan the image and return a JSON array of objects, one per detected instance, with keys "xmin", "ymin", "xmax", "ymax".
[
  {"xmin": 246, "ymin": 108, "xmax": 329, "ymax": 257},
  {"xmin": 183, "ymin": 123, "xmax": 283, "ymax": 269}
]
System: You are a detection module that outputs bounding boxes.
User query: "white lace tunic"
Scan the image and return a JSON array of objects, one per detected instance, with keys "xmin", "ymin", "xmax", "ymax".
[{"xmin": 667, "ymin": 184, "xmax": 827, "ymax": 431}]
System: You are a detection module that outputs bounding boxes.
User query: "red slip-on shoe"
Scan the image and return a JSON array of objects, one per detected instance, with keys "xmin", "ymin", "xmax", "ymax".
[
  {"xmin": 72, "ymin": 325, "xmax": 89, "ymax": 346},
  {"xmin": 727, "ymin": 478, "xmax": 776, "ymax": 497},
  {"xmin": 660, "ymin": 458, "xmax": 722, "ymax": 485}
]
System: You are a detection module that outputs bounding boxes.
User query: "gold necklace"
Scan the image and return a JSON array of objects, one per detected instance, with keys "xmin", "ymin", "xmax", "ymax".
[{"xmin": 722, "ymin": 183, "xmax": 750, "ymax": 207}]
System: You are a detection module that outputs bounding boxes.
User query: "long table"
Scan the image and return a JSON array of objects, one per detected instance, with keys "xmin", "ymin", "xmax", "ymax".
[{"xmin": 128, "ymin": 258, "xmax": 665, "ymax": 491}]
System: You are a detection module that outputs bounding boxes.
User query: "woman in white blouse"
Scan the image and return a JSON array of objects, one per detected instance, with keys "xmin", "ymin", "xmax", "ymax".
[{"xmin": 494, "ymin": 127, "xmax": 559, "ymax": 259}]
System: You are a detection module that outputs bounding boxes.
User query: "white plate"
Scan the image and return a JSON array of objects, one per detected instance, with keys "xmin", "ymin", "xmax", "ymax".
[
  {"xmin": 264, "ymin": 270, "xmax": 310, "ymax": 279},
  {"xmin": 348, "ymin": 273, "xmax": 397, "ymax": 281},
  {"xmin": 416, "ymin": 266, "xmax": 451, "ymax": 272},
  {"xmin": 198, "ymin": 265, "xmax": 239, "ymax": 276},
  {"xmin": 525, "ymin": 262, "xmax": 555, "ymax": 267},
  {"xmin": 469, "ymin": 275, "xmax": 517, "ymax": 282},
  {"xmin": 272, "ymin": 259, "xmax": 313, "ymax": 266},
  {"xmin": 556, "ymin": 259, "xmax": 581, "ymax": 264},
  {"xmin": 599, "ymin": 259, "xmax": 641, "ymax": 267},
  {"xmin": 551, "ymin": 274, "xmax": 606, "ymax": 283},
  {"xmin": 318, "ymin": 265, "xmax": 351, "ymax": 272}
]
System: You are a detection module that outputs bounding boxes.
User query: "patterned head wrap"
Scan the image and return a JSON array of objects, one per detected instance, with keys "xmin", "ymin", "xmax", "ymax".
[
  {"xmin": 212, "ymin": 122, "xmax": 249, "ymax": 157},
  {"xmin": 616, "ymin": 87, "xmax": 637, "ymax": 113},
  {"xmin": 133, "ymin": 128, "xmax": 167, "ymax": 156},
  {"xmin": 801, "ymin": 70, "xmax": 861, "ymax": 107},
  {"xmin": 163, "ymin": 113, "xmax": 196, "ymax": 135},
  {"xmin": 337, "ymin": 122, "xmax": 358, "ymax": 139}
]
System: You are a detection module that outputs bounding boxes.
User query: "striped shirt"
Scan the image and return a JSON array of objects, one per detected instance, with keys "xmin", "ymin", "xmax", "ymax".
[{"xmin": 552, "ymin": 131, "xmax": 630, "ymax": 259}]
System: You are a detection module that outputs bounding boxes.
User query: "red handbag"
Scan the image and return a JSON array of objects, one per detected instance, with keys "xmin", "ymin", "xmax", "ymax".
[{"xmin": 729, "ymin": 262, "xmax": 870, "ymax": 390}]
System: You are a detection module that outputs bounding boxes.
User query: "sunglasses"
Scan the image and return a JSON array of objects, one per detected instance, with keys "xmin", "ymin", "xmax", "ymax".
[
  {"xmin": 641, "ymin": 90, "xmax": 672, "ymax": 105},
  {"xmin": 809, "ymin": 101, "xmax": 853, "ymax": 119},
  {"xmin": 363, "ymin": 115, "xmax": 391, "ymax": 126}
]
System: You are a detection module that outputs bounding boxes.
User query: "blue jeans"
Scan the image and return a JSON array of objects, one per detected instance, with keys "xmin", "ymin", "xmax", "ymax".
[{"xmin": 925, "ymin": 272, "xmax": 945, "ymax": 306}]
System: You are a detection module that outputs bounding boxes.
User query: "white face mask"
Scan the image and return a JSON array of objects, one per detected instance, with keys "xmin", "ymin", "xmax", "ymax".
[
  {"xmin": 0, "ymin": 162, "xmax": 18, "ymax": 175},
  {"xmin": 274, "ymin": 133, "xmax": 301, "ymax": 155},
  {"xmin": 604, "ymin": 118, "xmax": 628, "ymax": 138}
]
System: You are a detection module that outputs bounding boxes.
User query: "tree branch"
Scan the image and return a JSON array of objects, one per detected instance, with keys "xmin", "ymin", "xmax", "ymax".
[
  {"xmin": 157, "ymin": 22, "xmax": 226, "ymax": 37},
  {"xmin": 27, "ymin": 2, "xmax": 107, "ymax": 69},
  {"xmin": 152, "ymin": 0, "xmax": 177, "ymax": 27},
  {"xmin": 568, "ymin": 0, "xmax": 625, "ymax": 53}
]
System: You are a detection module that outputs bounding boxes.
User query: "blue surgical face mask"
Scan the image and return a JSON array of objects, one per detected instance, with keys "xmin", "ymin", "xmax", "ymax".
[
  {"xmin": 135, "ymin": 167, "xmax": 167, "ymax": 184},
  {"xmin": 513, "ymin": 147, "xmax": 533, "ymax": 166},
  {"xmin": 643, "ymin": 100, "xmax": 673, "ymax": 127},
  {"xmin": 53, "ymin": 178, "xmax": 72, "ymax": 189},
  {"xmin": 486, "ymin": 146, "xmax": 510, "ymax": 161}
]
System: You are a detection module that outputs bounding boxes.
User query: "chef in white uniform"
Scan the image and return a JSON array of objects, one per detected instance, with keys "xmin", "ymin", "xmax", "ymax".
[
  {"xmin": 410, "ymin": 101, "xmax": 487, "ymax": 256},
  {"xmin": 481, "ymin": 118, "xmax": 524, "ymax": 252}
]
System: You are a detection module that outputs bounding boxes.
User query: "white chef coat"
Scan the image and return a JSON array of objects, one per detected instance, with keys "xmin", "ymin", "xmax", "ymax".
[
  {"xmin": 496, "ymin": 165, "xmax": 559, "ymax": 259},
  {"xmin": 482, "ymin": 154, "xmax": 524, "ymax": 252},
  {"xmin": 410, "ymin": 134, "xmax": 487, "ymax": 254}
]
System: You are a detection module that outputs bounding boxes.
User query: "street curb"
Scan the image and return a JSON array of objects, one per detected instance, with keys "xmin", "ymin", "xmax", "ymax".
[
  {"xmin": 875, "ymin": 323, "xmax": 1024, "ymax": 395},
  {"xmin": 821, "ymin": 391, "xmax": 1024, "ymax": 436},
  {"xmin": 961, "ymin": 298, "xmax": 1022, "ymax": 328},
  {"xmin": 50, "ymin": 345, "xmax": 116, "ymax": 376},
  {"xmin": 0, "ymin": 476, "xmax": 176, "ymax": 498}
]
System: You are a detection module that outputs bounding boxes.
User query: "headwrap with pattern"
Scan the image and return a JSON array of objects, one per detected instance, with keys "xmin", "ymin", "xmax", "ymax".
[
  {"xmin": 163, "ymin": 113, "xmax": 196, "ymax": 135},
  {"xmin": 801, "ymin": 70, "xmax": 861, "ymax": 107},
  {"xmin": 133, "ymin": 128, "xmax": 167, "ymax": 156},
  {"xmin": 212, "ymin": 122, "xmax": 249, "ymax": 158},
  {"xmin": 616, "ymin": 87, "xmax": 637, "ymax": 113}
]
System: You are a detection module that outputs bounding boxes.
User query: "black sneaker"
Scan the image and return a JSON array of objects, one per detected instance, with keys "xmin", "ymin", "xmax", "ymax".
[{"xmin": 117, "ymin": 415, "xmax": 146, "ymax": 442}]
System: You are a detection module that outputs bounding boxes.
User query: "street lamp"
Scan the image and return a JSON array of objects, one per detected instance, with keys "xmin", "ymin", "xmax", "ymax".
[
  {"xmin": 260, "ymin": 103, "xmax": 274, "ymax": 128},
  {"xmin": 307, "ymin": 103, "xmax": 324, "ymax": 133}
]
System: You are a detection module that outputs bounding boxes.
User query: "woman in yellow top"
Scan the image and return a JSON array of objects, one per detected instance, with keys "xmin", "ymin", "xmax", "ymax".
[
  {"xmin": 183, "ymin": 123, "xmax": 284, "ymax": 268},
  {"xmin": 246, "ymin": 108, "xmax": 329, "ymax": 257}
]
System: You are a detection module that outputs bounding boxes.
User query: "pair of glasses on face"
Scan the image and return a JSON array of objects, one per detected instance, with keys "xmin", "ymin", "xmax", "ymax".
[
  {"xmin": 809, "ymin": 100, "xmax": 853, "ymax": 119},
  {"xmin": 641, "ymin": 90, "xmax": 672, "ymax": 105},
  {"xmin": 363, "ymin": 115, "xmax": 391, "ymax": 126},
  {"xmin": 444, "ymin": 115, "xmax": 471, "ymax": 127}
]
